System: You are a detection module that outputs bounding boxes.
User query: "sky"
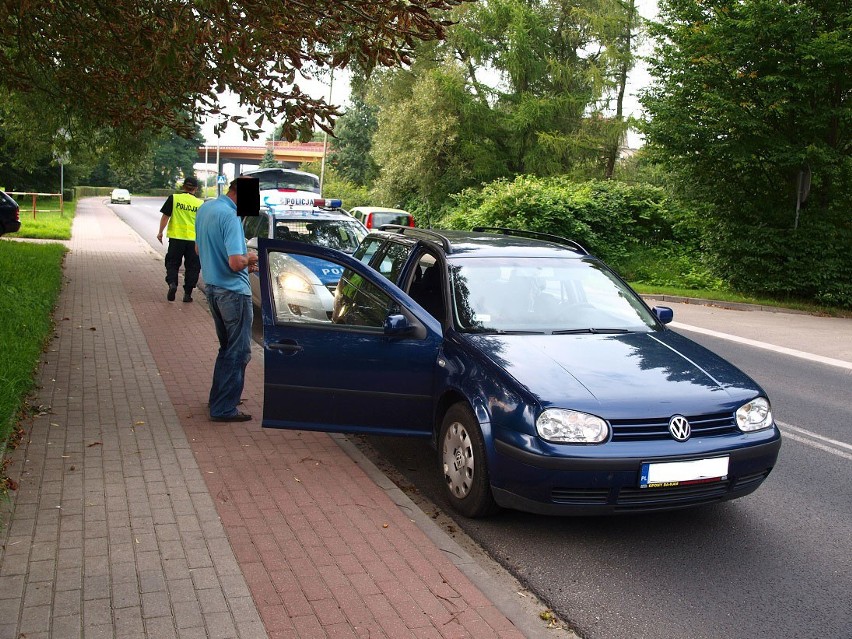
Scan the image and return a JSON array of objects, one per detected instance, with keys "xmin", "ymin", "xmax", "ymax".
[{"xmin": 200, "ymin": 0, "xmax": 658, "ymax": 154}]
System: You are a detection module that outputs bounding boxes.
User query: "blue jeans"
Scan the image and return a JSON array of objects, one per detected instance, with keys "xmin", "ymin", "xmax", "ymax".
[{"xmin": 205, "ymin": 285, "xmax": 253, "ymax": 418}]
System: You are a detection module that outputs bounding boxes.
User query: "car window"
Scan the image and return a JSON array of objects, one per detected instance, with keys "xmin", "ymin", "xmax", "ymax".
[
  {"xmin": 256, "ymin": 214, "xmax": 270, "ymax": 239},
  {"xmin": 267, "ymin": 249, "xmax": 395, "ymax": 329},
  {"xmin": 333, "ymin": 270, "xmax": 398, "ymax": 328},
  {"xmin": 353, "ymin": 236, "xmax": 384, "ymax": 265},
  {"xmin": 373, "ymin": 212, "xmax": 412, "ymax": 227},
  {"xmin": 243, "ymin": 216, "xmax": 260, "ymax": 240},
  {"xmin": 373, "ymin": 240, "xmax": 411, "ymax": 282},
  {"xmin": 407, "ymin": 253, "xmax": 444, "ymax": 320},
  {"xmin": 272, "ymin": 219, "xmax": 365, "ymax": 252},
  {"xmin": 450, "ymin": 257, "xmax": 658, "ymax": 333},
  {"xmin": 252, "ymin": 169, "xmax": 321, "ymax": 194}
]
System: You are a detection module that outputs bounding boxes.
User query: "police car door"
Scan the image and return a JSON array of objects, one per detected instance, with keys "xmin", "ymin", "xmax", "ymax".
[{"xmin": 258, "ymin": 238, "xmax": 442, "ymax": 436}]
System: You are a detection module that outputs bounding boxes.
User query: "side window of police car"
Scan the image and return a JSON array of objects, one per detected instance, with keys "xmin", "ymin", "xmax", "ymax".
[
  {"xmin": 243, "ymin": 216, "xmax": 259, "ymax": 241},
  {"xmin": 256, "ymin": 214, "xmax": 270, "ymax": 239}
]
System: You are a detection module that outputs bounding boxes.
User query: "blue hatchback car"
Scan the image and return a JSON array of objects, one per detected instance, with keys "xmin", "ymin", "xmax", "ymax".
[{"xmin": 258, "ymin": 227, "xmax": 781, "ymax": 517}]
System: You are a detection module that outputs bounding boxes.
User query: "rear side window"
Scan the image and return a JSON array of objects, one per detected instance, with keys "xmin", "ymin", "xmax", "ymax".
[
  {"xmin": 353, "ymin": 237, "xmax": 384, "ymax": 266},
  {"xmin": 373, "ymin": 241, "xmax": 411, "ymax": 283},
  {"xmin": 374, "ymin": 212, "xmax": 413, "ymax": 227}
]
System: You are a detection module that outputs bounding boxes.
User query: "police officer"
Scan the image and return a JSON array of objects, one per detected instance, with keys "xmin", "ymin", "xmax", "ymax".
[{"xmin": 157, "ymin": 176, "xmax": 203, "ymax": 302}]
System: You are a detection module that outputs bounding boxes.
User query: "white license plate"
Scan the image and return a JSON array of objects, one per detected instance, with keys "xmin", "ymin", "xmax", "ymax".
[{"xmin": 640, "ymin": 456, "xmax": 729, "ymax": 488}]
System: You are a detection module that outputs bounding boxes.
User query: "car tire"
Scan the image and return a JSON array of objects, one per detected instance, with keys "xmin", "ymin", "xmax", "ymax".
[{"xmin": 439, "ymin": 403, "xmax": 498, "ymax": 518}]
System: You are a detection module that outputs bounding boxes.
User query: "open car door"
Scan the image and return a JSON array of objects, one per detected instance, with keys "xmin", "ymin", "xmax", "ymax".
[{"xmin": 258, "ymin": 238, "xmax": 442, "ymax": 436}]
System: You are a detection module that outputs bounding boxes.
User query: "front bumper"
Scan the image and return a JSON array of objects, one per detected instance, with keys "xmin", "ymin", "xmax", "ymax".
[{"xmin": 491, "ymin": 431, "xmax": 782, "ymax": 515}]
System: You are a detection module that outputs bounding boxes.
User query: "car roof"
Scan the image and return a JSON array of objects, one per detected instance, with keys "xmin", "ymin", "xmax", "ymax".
[
  {"xmin": 242, "ymin": 167, "xmax": 318, "ymax": 179},
  {"xmin": 351, "ymin": 206, "xmax": 410, "ymax": 215},
  {"xmin": 367, "ymin": 227, "xmax": 590, "ymax": 259}
]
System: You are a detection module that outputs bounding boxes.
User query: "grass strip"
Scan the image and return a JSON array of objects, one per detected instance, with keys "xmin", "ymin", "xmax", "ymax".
[
  {"xmin": 0, "ymin": 241, "xmax": 67, "ymax": 446},
  {"xmin": 6, "ymin": 201, "xmax": 76, "ymax": 240}
]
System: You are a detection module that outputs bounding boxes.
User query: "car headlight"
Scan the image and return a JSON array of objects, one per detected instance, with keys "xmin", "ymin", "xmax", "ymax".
[
  {"xmin": 278, "ymin": 273, "xmax": 313, "ymax": 294},
  {"xmin": 536, "ymin": 409, "xmax": 609, "ymax": 444},
  {"xmin": 736, "ymin": 397, "xmax": 773, "ymax": 432}
]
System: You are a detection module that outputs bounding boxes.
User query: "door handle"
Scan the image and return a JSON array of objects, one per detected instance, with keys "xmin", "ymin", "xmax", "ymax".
[{"xmin": 268, "ymin": 340, "xmax": 303, "ymax": 354}]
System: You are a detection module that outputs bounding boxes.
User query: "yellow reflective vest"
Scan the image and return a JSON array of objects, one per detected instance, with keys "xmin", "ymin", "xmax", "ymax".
[{"xmin": 167, "ymin": 192, "xmax": 203, "ymax": 240}]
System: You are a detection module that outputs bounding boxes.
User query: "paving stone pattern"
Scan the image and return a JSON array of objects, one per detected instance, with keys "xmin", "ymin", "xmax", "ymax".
[{"xmin": 0, "ymin": 200, "xmax": 524, "ymax": 638}]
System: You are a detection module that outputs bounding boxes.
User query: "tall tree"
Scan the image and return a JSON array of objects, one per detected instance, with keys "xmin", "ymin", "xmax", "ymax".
[
  {"xmin": 446, "ymin": 0, "xmax": 636, "ymax": 176},
  {"xmin": 0, "ymin": 0, "xmax": 467, "ymax": 157},
  {"xmin": 371, "ymin": 65, "xmax": 507, "ymax": 209},
  {"xmin": 151, "ymin": 129, "xmax": 205, "ymax": 188},
  {"xmin": 330, "ymin": 75, "xmax": 379, "ymax": 186},
  {"xmin": 641, "ymin": 0, "xmax": 852, "ymax": 304},
  {"xmin": 258, "ymin": 145, "xmax": 280, "ymax": 169},
  {"xmin": 596, "ymin": 0, "xmax": 643, "ymax": 178}
]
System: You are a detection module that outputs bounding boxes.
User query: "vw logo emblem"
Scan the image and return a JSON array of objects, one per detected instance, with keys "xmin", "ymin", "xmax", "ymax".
[{"xmin": 669, "ymin": 415, "xmax": 691, "ymax": 441}]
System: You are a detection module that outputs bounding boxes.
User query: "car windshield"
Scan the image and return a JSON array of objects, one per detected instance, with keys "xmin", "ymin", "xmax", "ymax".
[
  {"xmin": 450, "ymin": 257, "xmax": 658, "ymax": 333},
  {"xmin": 255, "ymin": 170, "xmax": 320, "ymax": 194},
  {"xmin": 273, "ymin": 218, "xmax": 366, "ymax": 253}
]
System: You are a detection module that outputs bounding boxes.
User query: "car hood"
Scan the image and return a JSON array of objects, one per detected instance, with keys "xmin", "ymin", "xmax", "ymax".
[{"xmin": 461, "ymin": 330, "xmax": 761, "ymax": 418}]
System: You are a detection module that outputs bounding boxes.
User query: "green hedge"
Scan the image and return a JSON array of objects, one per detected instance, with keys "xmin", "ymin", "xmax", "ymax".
[
  {"xmin": 440, "ymin": 176, "xmax": 683, "ymax": 264},
  {"xmin": 708, "ymin": 218, "xmax": 852, "ymax": 308},
  {"xmin": 74, "ymin": 186, "xmax": 172, "ymax": 198}
]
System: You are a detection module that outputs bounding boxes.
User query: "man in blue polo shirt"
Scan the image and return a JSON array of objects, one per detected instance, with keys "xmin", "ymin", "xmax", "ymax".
[{"xmin": 195, "ymin": 179, "xmax": 259, "ymax": 422}]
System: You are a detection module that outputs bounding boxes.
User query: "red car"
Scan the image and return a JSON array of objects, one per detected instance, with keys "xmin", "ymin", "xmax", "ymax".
[{"xmin": 349, "ymin": 206, "xmax": 414, "ymax": 230}]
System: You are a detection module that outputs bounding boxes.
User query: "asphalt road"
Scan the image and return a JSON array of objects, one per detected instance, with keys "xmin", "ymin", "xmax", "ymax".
[
  {"xmin": 360, "ymin": 316, "xmax": 852, "ymax": 639},
  {"xmin": 112, "ymin": 198, "xmax": 852, "ymax": 639}
]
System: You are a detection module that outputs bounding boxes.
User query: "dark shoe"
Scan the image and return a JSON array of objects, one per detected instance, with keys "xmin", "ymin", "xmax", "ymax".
[
  {"xmin": 210, "ymin": 411, "xmax": 252, "ymax": 423},
  {"xmin": 183, "ymin": 292, "xmax": 193, "ymax": 303},
  {"xmin": 207, "ymin": 399, "xmax": 244, "ymax": 406},
  {"xmin": 167, "ymin": 284, "xmax": 177, "ymax": 301}
]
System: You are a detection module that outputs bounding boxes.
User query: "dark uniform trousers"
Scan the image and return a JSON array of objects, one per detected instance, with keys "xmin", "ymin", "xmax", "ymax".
[{"xmin": 165, "ymin": 238, "xmax": 201, "ymax": 292}]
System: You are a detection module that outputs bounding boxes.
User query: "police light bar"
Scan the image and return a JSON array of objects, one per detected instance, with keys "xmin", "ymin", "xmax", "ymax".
[{"xmin": 313, "ymin": 198, "xmax": 342, "ymax": 208}]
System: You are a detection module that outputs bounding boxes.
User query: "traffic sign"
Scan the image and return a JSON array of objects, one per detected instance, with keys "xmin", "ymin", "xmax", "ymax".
[{"xmin": 217, "ymin": 174, "xmax": 227, "ymax": 185}]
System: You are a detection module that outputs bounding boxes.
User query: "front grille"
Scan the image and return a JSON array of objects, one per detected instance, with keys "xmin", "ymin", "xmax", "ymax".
[
  {"xmin": 551, "ymin": 488, "xmax": 610, "ymax": 505},
  {"xmin": 616, "ymin": 481, "xmax": 729, "ymax": 510},
  {"xmin": 610, "ymin": 412, "xmax": 738, "ymax": 442},
  {"xmin": 550, "ymin": 471, "xmax": 772, "ymax": 512}
]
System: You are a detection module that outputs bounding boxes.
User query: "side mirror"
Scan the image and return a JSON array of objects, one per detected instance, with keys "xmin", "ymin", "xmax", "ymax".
[
  {"xmin": 384, "ymin": 313, "xmax": 417, "ymax": 338},
  {"xmin": 652, "ymin": 306, "xmax": 674, "ymax": 325}
]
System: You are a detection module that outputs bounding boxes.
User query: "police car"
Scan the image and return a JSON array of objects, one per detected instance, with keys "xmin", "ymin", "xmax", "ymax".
[
  {"xmin": 241, "ymin": 167, "xmax": 322, "ymax": 209},
  {"xmin": 242, "ymin": 197, "xmax": 368, "ymax": 321}
]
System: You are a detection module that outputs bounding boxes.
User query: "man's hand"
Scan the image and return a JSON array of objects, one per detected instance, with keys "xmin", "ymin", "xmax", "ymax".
[
  {"xmin": 247, "ymin": 252, "xmax": 259, "ymax": 273},
  {"xmin": 156, "ymin": 233, "xmax": 164, "ymax": 244}
]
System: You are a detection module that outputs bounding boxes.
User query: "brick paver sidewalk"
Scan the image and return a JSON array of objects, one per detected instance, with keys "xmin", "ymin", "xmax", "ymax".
[{"xmin": 0, "ymin": 199, "xmax": 532, "ymax": 638}]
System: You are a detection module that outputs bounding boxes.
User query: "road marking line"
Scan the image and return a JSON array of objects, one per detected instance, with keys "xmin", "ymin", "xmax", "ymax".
[
  {"xmin": 778, "ymin": 429, "xmax": 852, "ymax": 461},
  {"xmin": 671, "ymin": 322, "xmax": 852, "ymax": 371},
  {"xmin": 777, "ymin": 421, "xmax": 852, "ymax": 452}
]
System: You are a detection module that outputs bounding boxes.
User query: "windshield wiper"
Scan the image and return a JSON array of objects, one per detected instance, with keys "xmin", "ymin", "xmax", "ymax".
[
  {"xmin": 551, "ymin": 328, "xmax": 631, "ymax": 335},
  {"xmin": 463, "ymin": 328, "xmax": 546, "ymax": 335}
]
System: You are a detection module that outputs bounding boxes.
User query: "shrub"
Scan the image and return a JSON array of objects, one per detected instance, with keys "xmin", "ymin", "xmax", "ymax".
[
  {"xmin": 708, "ymin": 218, "xmax": 852, "ymax": 308},
  {"xmin": 439, "ymin": 176, "xmax": 682, "ymax": 265}
]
